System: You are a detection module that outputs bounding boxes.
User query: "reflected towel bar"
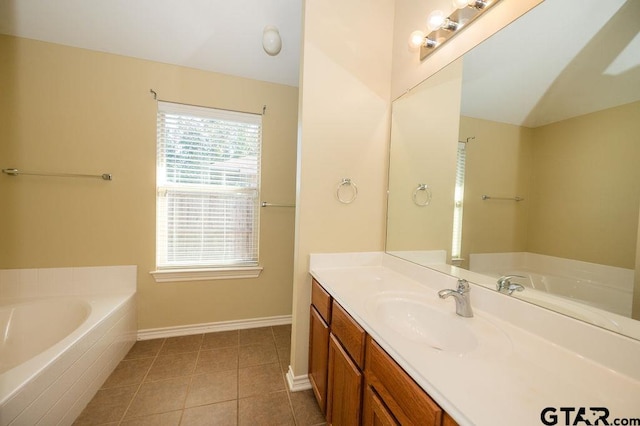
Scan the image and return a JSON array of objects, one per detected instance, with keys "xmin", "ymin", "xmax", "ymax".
[
  {"xmin": 482, "ymin": 195, "xmax": 524, "ymax": 202},
  {"xmin": 261, "ymin": 201, "xmax": 295, "ymax": 208},
  {"xmin": 2, "ymin": 168, "xmax": 112, "ymax": 181}
]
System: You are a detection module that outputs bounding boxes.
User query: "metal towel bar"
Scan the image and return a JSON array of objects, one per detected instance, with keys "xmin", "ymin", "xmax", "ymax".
[
  {"xmin": 261, "ymin": 201, "xmax": 295, "ymax": 208},
  {"xmin": 2, "ymin": 168, "xmax": 112, "ymax": 181},
  {"xmin": 481, "ymin": 195, "xmax": 524, "ymax": 202}
]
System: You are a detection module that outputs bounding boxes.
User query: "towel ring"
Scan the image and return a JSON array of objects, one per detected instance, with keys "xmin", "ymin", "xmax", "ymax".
[
  {"xmin": 412, "ymin": 184, "xmax": 432, "ymax": 206},
  {"xmin": 337, "ymin": 178, "xmax": 358, "ymax": 204}
]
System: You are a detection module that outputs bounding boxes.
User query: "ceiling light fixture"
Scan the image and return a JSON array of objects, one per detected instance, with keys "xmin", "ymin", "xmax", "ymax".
[
  {"xmin": 262, "ymin": 25, "xmax": 282, "ymax": 56},
  {"xmin": 408, "ymin": 0, "xmax": 502, "ymax": 60}
]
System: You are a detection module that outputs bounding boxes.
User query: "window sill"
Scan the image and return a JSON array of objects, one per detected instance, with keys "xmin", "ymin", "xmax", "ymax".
[{"xmin": 150, "ymin": 266, "xmax": 263, "ymax": 283}]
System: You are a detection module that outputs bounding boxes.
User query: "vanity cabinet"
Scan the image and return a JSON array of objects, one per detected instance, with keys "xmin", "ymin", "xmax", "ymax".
[
  {"xmin": 364, "ymin": 337, "xmax": 457, "ymax": 426},
  {"xmin": 309, "ymin": 279, "xmax": 332, "ymax": 414},
  {"xmin": 309, "ymin": 278, "xmax": 459, "ymax": 426},
  {"xmin": 327, "ymin": 300, "xmax": 366, "ymax": 425}
]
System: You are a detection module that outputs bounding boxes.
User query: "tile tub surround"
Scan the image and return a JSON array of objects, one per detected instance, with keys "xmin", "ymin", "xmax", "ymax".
[
  {"xmin": 309, "ymin": 252, "xmax": 640, "ymax": 426},
  {"xmin": 0, "ymin": 265, "xmax": 137, "ymax": 426},
  {"xmin": 74, "ymin": 326, "xmax": 325, "ymax": 425}
]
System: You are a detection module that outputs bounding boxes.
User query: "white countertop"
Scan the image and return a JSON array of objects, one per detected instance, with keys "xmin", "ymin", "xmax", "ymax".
[{"xmin": 309, "ymin": 252, "xmax": 640, "ymax": 426}]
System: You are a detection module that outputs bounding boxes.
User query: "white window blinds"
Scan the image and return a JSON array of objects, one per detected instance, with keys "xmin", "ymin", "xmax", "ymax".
[
  {"xmin": 156, "ymin": 101, "xmax": 262, "ymax": 269},
  {"xmin": 451, "ymin": 141, "xmax": 466, "ymax": 260}
]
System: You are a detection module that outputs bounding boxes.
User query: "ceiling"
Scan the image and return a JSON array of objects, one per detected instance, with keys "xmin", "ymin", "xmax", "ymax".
[
  {"xmin": 461, "ymin": 0, "xmax": 640, "ymax": 128},
  {"xmin": 0, "ymin": 0, "xmax": 303, "ymax": 87}
]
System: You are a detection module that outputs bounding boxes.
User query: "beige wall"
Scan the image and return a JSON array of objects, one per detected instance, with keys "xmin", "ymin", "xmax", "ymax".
[
  {"xmin": 459, "ymin": 116, "xmax": 533, "ymax": 268},
  {"xmin": 528, "ymin": 101, "xmax": 640, "ymax": 269},
  {"xmin": 289, "ymin": 0, "xmax": 395, "ymax": 377},
  {"xmin": 386, "ymin": 59, "xmax": 462, "ymax": 258},
  {"xmin": 0, "ymin": 35, "xmax": 298, "ymax": 330},
  {"xmin": 456, "ymin": 102, "xmax": 640, "ymax": 271}
]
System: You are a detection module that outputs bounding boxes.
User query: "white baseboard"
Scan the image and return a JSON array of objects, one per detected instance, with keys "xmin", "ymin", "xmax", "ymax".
[
  {"xmin": 137, "ymin": 314, "xmax": 292, "ymax": 340},
  {"xmin": 286, "ymin": 365, "xmax": 312, "ymax": 392}
]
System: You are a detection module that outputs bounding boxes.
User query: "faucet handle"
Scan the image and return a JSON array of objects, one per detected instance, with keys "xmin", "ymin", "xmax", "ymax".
[
  {"xmin": 457, "ymin": 279, "xmax": 470, "ymax": 293},
  {"xmin": 497, "ymin": 275, "xmax": 526, "ymax": 292}
]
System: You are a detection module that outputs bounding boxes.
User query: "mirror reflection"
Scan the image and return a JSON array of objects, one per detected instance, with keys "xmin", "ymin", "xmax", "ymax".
[{"xmin": 386, "ymin": 0, "xmax": 640, "ymax": 339}]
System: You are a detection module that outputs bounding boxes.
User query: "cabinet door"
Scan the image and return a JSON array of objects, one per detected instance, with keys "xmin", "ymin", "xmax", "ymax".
[
  {"xmin": 309, "ymin": 306, "xmax": 330, "ymax": 415},
  {"xmin": 365, "ymin": 337, "xmax": 443, "ymax": 426},
  {"xmin": 327, "ymin": 334, "xmax": 363, "ymax": 426},
  {"xmin": 363, "ymin": 385, "xmax": 399, "ymax": 426}
]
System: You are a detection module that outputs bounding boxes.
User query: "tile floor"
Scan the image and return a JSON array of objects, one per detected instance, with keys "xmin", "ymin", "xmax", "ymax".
[{"xmin": 74, "ymin": 325, "xmax": 326, "ymax": 425}]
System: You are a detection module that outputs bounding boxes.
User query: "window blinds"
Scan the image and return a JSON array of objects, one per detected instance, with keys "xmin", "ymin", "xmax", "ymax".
[
  {"xmin": 156, "ymin": 102, "xmax": 262, "ymax": 269},
  {"xmin": 451, "ymin": 142, "xmax": 466, "ymax": 260}
]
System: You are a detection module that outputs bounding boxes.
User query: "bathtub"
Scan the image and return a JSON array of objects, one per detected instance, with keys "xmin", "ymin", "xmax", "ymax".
[
  {"xmin": 469, "ymin": 252, "xmax": 634, "ymax": 316},
  {"xmin": 0, "ymin": 266, "xmax": 136, "ymax": 426}
]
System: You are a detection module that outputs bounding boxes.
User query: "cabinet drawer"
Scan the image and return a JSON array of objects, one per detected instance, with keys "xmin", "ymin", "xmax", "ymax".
[
  {"xmin": 365, "ymin": 337, "xmax": 443, "ymax": 426},
  {"xmin": 312, "ymin": 278, "xmax": 332, "ymax": 324},
  {"xmin": 331, "ymin": 300, "xmax": 366, "ymax": 368}
]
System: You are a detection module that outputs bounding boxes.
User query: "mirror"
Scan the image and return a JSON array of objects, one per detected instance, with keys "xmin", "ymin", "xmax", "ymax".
[{"xmin": 386, "ymin": 0, "xmax": 640, "ymax": 339}]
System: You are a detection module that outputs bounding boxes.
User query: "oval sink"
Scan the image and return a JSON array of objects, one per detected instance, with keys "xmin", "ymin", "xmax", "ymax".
[{"xmin": 366, "ymin": 292, "xmax": 511, "ymax": 356}]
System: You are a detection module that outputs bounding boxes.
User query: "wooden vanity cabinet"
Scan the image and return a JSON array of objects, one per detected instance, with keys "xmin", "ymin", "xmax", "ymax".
[
  {"xmin": 309, "ymin": 278, "xmax": 458, "ymax": 426},
  {"xmin": 364, "ymin": 337, "xmax": 458, "ymax": 426},
  {"xmin": 327, "ymin": 301, "xmax": 366, "ymax": 425},
  {"xmin": 309, "ymin": 279, "xmax": 332, "ymax": 414}
]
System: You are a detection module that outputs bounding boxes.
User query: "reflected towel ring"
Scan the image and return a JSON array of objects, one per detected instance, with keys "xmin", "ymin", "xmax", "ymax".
[
  {"xmin": 337, "ymin": 178, "xmax": 358, "ymax": 204},
  {"xmin": 413, "ymin": 184, "xmax": 432, "ymax": 206}
]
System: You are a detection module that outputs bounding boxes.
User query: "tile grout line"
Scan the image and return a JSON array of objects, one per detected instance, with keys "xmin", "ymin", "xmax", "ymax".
[
  {"xmin": 116, "ymin": 338, "xmax": 167, "ymax": 425},
  {"xmin": 178, "ymin": 334, "xmax": 205, "ymax": 424}
]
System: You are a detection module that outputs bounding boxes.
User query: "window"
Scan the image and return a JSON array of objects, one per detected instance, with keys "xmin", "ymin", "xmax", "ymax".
[
  {"xmin": 152, "ymin": 102, "xmax": 263, "ymax": 281},
  {"xmin": 451, "ymin": 141, "xmax": 466, "ymax": 261}
]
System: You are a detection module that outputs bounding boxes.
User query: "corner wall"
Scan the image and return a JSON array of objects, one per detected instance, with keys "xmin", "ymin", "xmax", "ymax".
[{"xmin": 290, "ymin": 0, "xmax": 395, "ymax": 377}]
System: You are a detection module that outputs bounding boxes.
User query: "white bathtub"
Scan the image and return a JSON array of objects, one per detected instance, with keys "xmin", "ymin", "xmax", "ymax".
[
  {"xmin": 0, "ymin": 266, "xmax": 136, "ymax": 426},
  {"xmin": 469, "ymin": 252, "xmax": 634, "ymax": 316}
]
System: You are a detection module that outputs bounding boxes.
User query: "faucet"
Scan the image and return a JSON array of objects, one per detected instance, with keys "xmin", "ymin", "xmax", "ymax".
[
  {"xmin": 496, "ymin": 275, "xmax": 525, "ymax": 295},
  {"xmin": 438, "ymin": 279, "xmax": 473, "ymax": 318}
]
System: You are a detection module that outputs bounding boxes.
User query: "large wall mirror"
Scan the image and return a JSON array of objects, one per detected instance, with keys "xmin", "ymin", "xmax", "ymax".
[{"xmin": 386, "ymin": 0, "xmax": 640, "ymax": 340}]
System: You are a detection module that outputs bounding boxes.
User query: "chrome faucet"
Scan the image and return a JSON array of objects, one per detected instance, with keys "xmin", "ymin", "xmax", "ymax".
[
  {"xmin": 438, "ymin": 279, "xmax": 473, "ymax": 318},
  {"xmin": 496, "ymin": 275, "xmax": 525, "ymax": 295}
]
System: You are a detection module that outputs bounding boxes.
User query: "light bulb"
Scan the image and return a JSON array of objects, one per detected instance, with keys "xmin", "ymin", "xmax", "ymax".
[
  {"xmin": 427, "ymin": 10, "xmax": 446, "ymax": 31},
  {"xmin": 408, "ymin": 30, "xmax": 426, "ymax": 49},
  {"xmin": 452, "ymin": 0, "xmax": 469, "ymax": 9}
]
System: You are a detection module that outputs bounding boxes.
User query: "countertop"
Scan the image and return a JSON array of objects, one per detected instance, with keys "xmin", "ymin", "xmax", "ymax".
[{"xmin": 309, "ymin": 253, "xmax": 640, "ymax": 426}]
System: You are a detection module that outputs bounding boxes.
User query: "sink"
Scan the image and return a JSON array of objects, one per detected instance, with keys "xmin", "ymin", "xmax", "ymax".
[{"xmin": 365, "ymin": 292, "xmax": 511, "ymax": 356}]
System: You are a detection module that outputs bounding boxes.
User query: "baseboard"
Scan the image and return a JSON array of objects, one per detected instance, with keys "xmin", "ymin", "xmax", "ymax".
[
  {"xmin": 137, "ymin": 314, "xmax": 292, "ymax": 340},
  {"xmin": 286, "ymin": 365, "xmax": 312, "ymax": 392}
]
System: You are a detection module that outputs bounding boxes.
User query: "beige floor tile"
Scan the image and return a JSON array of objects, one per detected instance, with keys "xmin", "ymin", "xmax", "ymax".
[
  {"xmin": 272, "ymin": 325, "xmax": 291, "ymax": 351},
  {"xmin": 182, "ymin": 401, "xmax": 237, "ymax": 426},
  {"xmin": 160, "ymin": 334, "xmax": 203, "ymax": 355},
  {"xmin": 202, "ymin": 330, "xmax": 239, "ymax": 350},
  {"xmin": 145, "ymin": 352, "xmax": 198, "ymax": 382},
  {"xmin": 272, "ymin": 324, "xmax": 291, "ymax": 338},
  {"xmin": 276, "ymin": 344, "xmax": 291, "ymax": 374},
  {"xmin": 185, "ymin": 370, "xmax": 237, "ymax": 407},
  {"xmin": 290, "ymin": 389, "xmax": 326, "ymax": 426},
  {"xmin": 238, "ymin": 327, "xmax": 274, "ymax": 346},
  {"xmin": 238, "ymin": 391, "xmax": 294, "ymax": 425},
  {"xmin": 74, "ymin": 385, "xmax": 138, "ymax": 425},
  {"xmin": 119, "ymin": 410, "xmax": 183, "ymax": 426},
  {"xmin": 238, "ymin": 363, "xmax": 285, "ymax": 398},
  {"xmin": 102, "ymin": 358, "xmax": 154, "ymax": 389},
  {"xmin": 238, "ymin": 343, "xmax": 278, "ymax": 368},
  {"xmin": 125, "ymin": 339, "xmax": 165, "ymax": 360},
  {"xmin": 125, "ymin": 376, "xmax": 190, "ymax": 419},
  {"xmin": 195, "ymin": 347, "xmax": 238, "ymax": 374}
]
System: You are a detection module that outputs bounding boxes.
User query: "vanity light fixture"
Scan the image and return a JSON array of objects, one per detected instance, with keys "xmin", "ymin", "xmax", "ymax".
[{"xmin": 409, "ymin": 0, "xmax": 502, "ymax": 60}]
